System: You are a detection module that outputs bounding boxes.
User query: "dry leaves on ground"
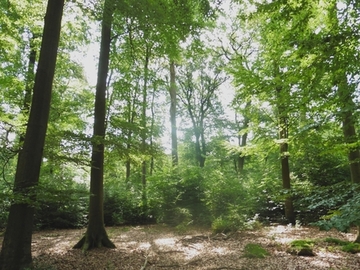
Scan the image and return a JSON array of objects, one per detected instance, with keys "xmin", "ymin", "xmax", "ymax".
[{"xmin": 5, "ymin": 224, "xmax": 360, "ymax": 269}]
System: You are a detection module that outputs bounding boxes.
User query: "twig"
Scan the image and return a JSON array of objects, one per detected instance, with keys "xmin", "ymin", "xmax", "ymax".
[{"xmin": 140, "ymin": 255, "xmax": 148, "ymax": 270}]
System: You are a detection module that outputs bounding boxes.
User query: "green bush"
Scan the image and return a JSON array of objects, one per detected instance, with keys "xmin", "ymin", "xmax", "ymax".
[
  {"xmin": 103, "ymin": 187, "xmax": 151, "ymax": 226},
  {"xmin": 311, "ymin": 183, "xmax": 360, "ymax": 232},
  {"xmin": 34, "ymin": 184, "xmax": 88, "ymax": 229}
]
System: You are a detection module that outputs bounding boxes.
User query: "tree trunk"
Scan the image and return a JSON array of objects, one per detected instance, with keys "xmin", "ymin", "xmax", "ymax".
[
  {"xmin": 169, "ymin": 61, "xmax": 178, "ymax": 166},
  {"xmin": 19, "ymin": 34, "xmax": 37, "ymax": 143},
  {"xmin": 195, "ymin": 131, "xmax": 205, "ymax": 168},
  {"xmin": 73, "ymin": 0, "xmax": 115, "ymax": 250},
  {"xmin": 236, "ymin": 104, "xmax": 250, "ymax": 173},
  {"xmin": 141, "ymin": 45, "xmax": 150, "ymax": 211},
  {"xmin": 337, "ymin": 73, "xmax": 360, "ymax": 242},
  {"xmin": 149, "ymin": 84, "xmax": 157, "ymax": 175},
  {"xmin": 279, "ymin": 116, "xmax": 295, "ymax": 224},
  {"xmin": 0, "ymin": 1, "xmax": 64, "ymax": 269},
  {"xmin": 338, "ymin": 75, "xmax": 360, "ymax": 184},
  {"xmin": 274, "ymin": 62, "xmax": 295, "ymax": 225},
  {"xmin": 200, "ymin": 125, "xmax": 206, "ymax": 167}
]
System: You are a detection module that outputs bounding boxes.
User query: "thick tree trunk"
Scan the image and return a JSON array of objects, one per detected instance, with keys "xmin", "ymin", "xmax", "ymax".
[
  {"xmin": 0, "ymin": 1, "xmax": 64, "ymax": 269},
  {"xmin": 169, "ymin": 61, "xmax": 178, "ymax": 166},
  {"xmin": 19, "ymin": 34, "xmax": 37, "ymax": 142},
  {"xmin": 73, "ymin": 0, "xmax": 115, "ymax": 250}
]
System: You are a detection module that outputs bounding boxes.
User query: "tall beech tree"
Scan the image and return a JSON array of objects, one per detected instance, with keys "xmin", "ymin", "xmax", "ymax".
[
  {"xmin": 0, "ymin": 0, "xmax": 64, "ymax": 268},
  {"xmin": 73, "ymin": 0, "xmax": 115, "ymax": 250}
]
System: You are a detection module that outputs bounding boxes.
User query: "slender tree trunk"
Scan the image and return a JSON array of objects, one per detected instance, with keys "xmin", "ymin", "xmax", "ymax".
[
  {"xmin": 169, "ymin": 61, "xmax": 178, "ymax": 166},
  {"xmin": 149, "ymin": 84, "xmax": 157, "ymax": 175},
  {"xmin": 337, "ymin": 74, "xmax": 360, "ymax": 242},
  {"xmin": 194, "ymin": 131, "xmax": 205, "ymax": 168},
  {"xmin": 279, "ymin": 116, "xmax": 295, "ymax": 224},
  {"xmin": 200, "ymin": 126, "xmax": 206, "ymax": 168},
  {"xmin": 338, "ymin": 76, "xmax": 360, "ymax": 184},
  {"xmin": 125, "ymin": 98, "xmax": 137, "ymax": 183},
  {"xmin": 73, "ymin": 0, "xmax": 115, "ymax": 250},
  {"xmin": 0, "ymin": 1, "xmax": 64, "ymax": 269},
  {"xmin": 140, "ymin": 45, "xmax": 150, "ymax": 210},
  {"xmin": 236, "ymin": 103, "xmax": 250, "ymax": 173}
]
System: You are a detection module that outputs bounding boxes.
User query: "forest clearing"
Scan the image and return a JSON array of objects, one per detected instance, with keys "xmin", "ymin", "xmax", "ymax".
[{"xmin": 14, "ymin": 224, "xmax": 360, "ymax": 270}]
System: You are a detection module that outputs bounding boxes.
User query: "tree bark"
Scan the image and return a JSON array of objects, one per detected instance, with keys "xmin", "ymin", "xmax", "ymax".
[
  {"xmin": 19, "ymin": 34, "xmax": 37, "ymax": 143},
  {"xmin": 73, "ymin": 0, "xmax": 115, "ymax": 250},
  {"xmin": 274, "ymin": 62, "xmax": 295, "ymax": 225},
  {"xmin": 338, "ymin": 75, "xmax": 360, "ymax": 184},
  {"xmin": 279, "ymin": 116, "xmax": 295, "ymax": 224},
  {"xmin": 140, "ymin": 45, "xmax": 150, "ymax": 211},
  {"xmin": 235, "ymin": 103, "xmax": 250, "ymax": 173},
  {"xmin": 169, "ymin": 61, "xmax": 178, "ymax": 166},
  {"xmin": 0, "ymin": 1, "xmax": 64, "ymax": 269}
]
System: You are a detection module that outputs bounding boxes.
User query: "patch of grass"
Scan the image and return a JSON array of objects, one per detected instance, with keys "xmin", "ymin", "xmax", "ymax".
[
  {"xmin": 341, "ymin": 243, "xmax": 360, "ymax": 253},
  {"xmin": 243, "ymin": 243, "xmax": 269, "ymax": 258},
  {"xmin": 323, "ymin": 237, "xmax": 360, "ymax": 253},
  {"xmin": 288, "ymin": 239, "xmax": 315, "ymax": 256},
  {"xmin": 324, "ymin": 237, "xmax": 348, "ymax": 246}
]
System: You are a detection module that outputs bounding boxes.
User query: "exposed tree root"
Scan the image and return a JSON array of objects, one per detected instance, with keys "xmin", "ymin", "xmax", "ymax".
[{"xmin": 73, "ymin": 230, "xmax": 115, "ymax": 251}]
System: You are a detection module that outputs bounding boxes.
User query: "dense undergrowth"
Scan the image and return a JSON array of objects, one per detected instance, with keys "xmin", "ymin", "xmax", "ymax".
[{"xmin": 0, "ymin": 151, "xmax": 357, "ymax": 235}]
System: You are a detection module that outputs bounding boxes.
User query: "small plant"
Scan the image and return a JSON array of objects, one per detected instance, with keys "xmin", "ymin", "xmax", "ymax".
[
  {"xmin": 212, "ymin": 216, "xmax": 234, "ymax": 233},
  {"xmin": 323, "ymin": 238, "xmax": 360, "ymax": 253},
  {"xmin": 243, "ymin": 243, "xmax": 269, "ymax": 258},
  {"xmin": 341, "ymin": 243, "xmax": 360, "ymax": 254},
  {"xmin": 324, "ymin": 237, "xmax": 348, "ymax": 246},
  {"xmin": 288, "ymin": 239, "xmax": 315, "ymax": 256}
]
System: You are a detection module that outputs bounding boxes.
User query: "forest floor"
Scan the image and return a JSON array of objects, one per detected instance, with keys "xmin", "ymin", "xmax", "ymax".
[{"xmin": 15, "ymin": 224, "xmax": 360, "ymax": 269}]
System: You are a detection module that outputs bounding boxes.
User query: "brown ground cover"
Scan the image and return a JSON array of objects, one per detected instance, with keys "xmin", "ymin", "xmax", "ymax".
[{"xmin": 3, "ymin": 224, "xmax": 360, "ymax": 269}]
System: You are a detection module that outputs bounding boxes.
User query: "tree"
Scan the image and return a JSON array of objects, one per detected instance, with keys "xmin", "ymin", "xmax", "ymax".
[
  {"xmin": 169, "ymin": 61, "xmax": 178, "ymax": 166},
  {"xmin": 178, "ymin": 52, "xmax": 226, "ymax": 167},
  {"xmin": 73, "ymin": 0, "xmax": 115, "ymax": 250},
  {"xmin": 0, "ymin": 0, "xmax": 64, "ymax": 268}
]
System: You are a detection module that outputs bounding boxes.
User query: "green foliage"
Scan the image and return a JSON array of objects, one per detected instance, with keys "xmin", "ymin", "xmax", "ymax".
[
  {"xmin": 313, "ymin": 184, "xmax": 360, "ymax": 232},
  {"xmin": 295, "ymin": 181, "xmax": 356, "ymax": 225},
  {"xmin": 288, "ymin": 239, "xmax": 315, "ymax": 256},
  {"xmin": 34, "ymin": 179, "xmax": 88, "ymax": 229},
  {"xmin": 243, "ymin": 243, "xmax": 269, "ymax": 258},
  {"xmin": 341, "ymin": 243, "xmax": 360, "ymax": 254},
  {"xmin": 324, "ymin": 237, "xmax": 349, "ymax": 246},
  {"xmin": 103, "ymin": 185, "xmax": 152, "ymax": 226},
  {"xmin": 323, "ymin": 238, "xmax": 360, "ymax": 254}
]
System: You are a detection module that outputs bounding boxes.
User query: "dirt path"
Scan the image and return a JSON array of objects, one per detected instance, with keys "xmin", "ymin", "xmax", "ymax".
[{"xmin": 14, "ymin": 224, "xmax": 360, "ymax": 269}]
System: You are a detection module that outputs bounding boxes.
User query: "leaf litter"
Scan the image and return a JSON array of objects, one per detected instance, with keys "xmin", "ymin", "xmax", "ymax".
[{"xmin": 4, "ymin": 224, "xmax": 360, "ymax": 269}]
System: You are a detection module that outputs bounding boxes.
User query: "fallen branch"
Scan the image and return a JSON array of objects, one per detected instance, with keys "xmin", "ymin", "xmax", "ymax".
[{"xmin": 140, "ymin": 255, "xmax": 148, "ymax": 270}]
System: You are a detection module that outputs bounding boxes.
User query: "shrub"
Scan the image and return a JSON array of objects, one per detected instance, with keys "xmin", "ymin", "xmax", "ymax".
[
  {"xmin": 34, "ymin": 185, "xmax": 88, "ymax": 229},
  {"xmin": 103, "ymin": 186, "xmax": 153, "ymax": 226}
]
